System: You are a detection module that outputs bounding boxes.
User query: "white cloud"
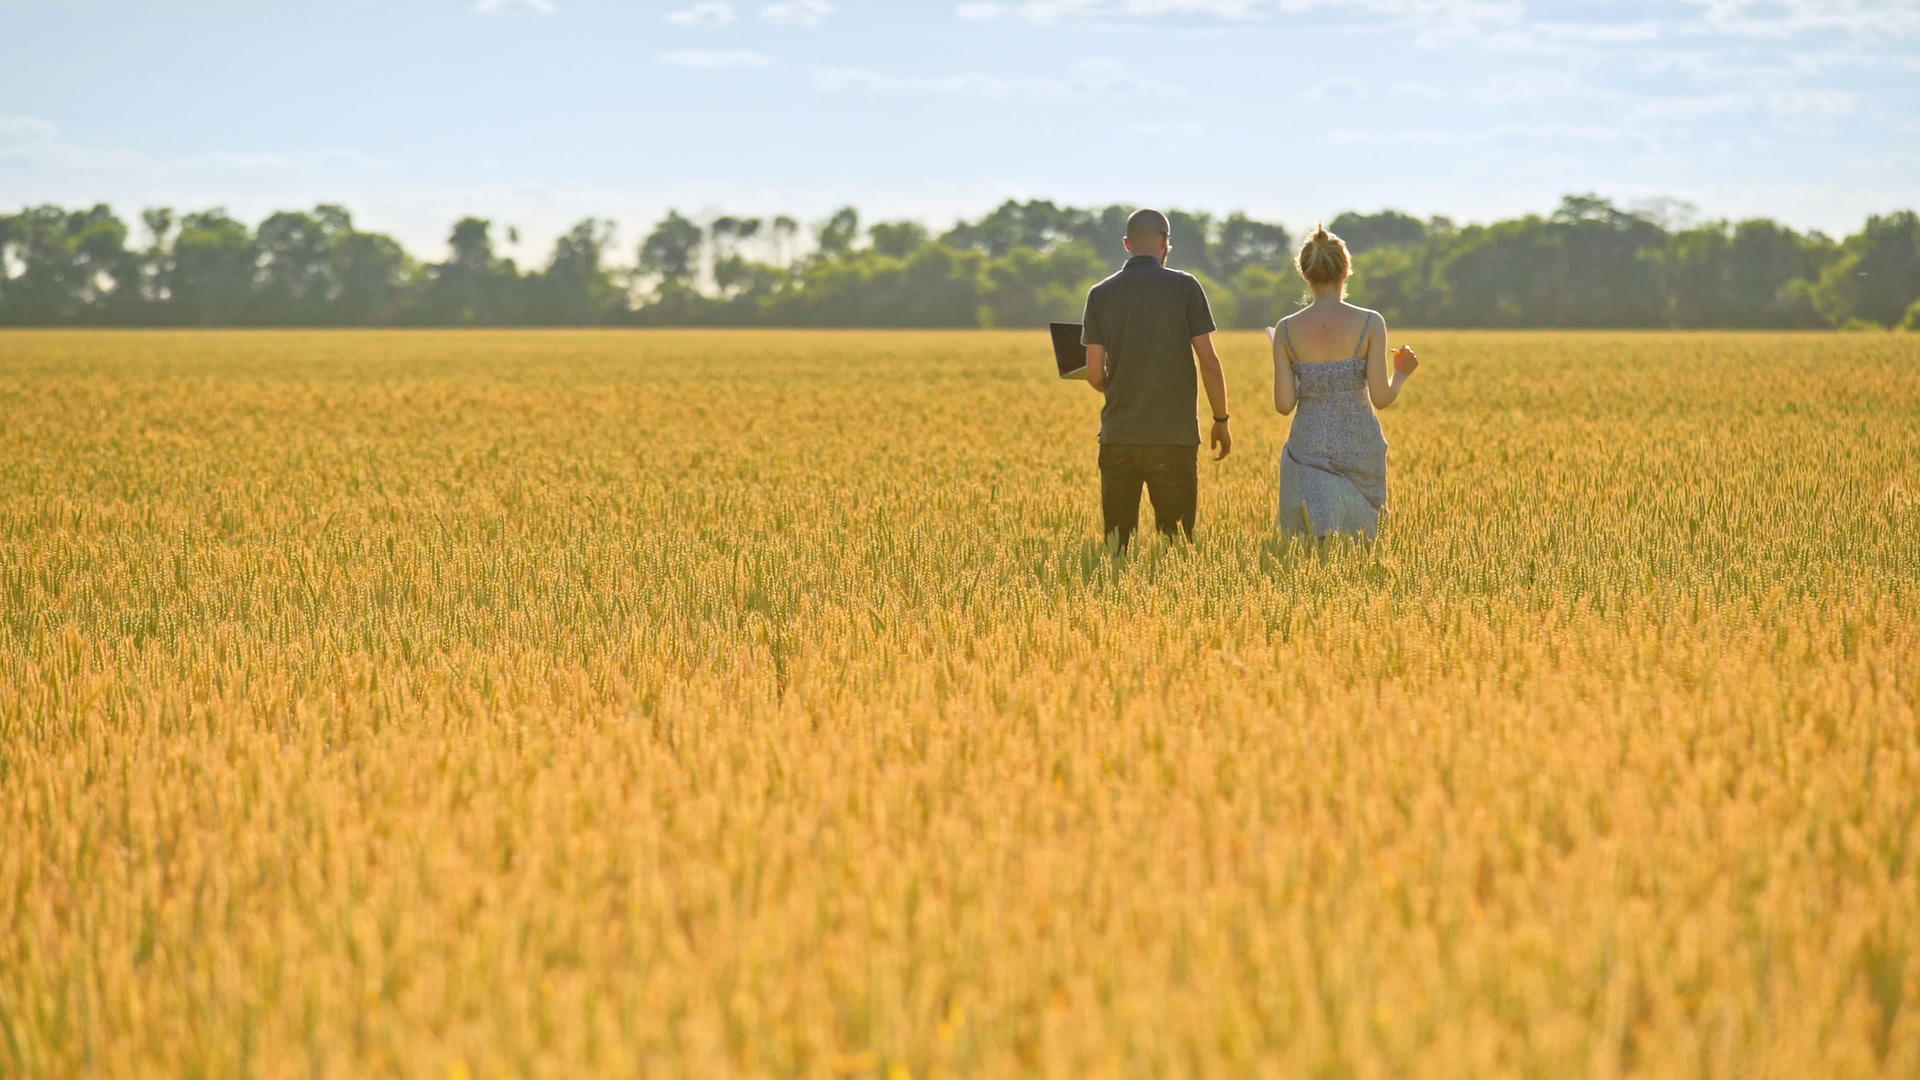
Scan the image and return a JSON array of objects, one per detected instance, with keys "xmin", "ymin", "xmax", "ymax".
[
  {"xmin": 1677, "ymin": 0, "xmax": 1920, "ymax": 38},
  {"xmin": 0, "ymin": 143, "xmax": 392, "ymax": 176},
  {"xmin": 1296, "ymin": 76, "xmax": 1366, "ymax": 102},
  {"xmin": 957, "ymin": 0, "xmax": 1531, "ymax": 26},
  {"xmin": 666, "ymin": 2, "xmax": 737, "ymax": 26},
  {"xmin": 814, "ymin": 67, "xmax": 1028, "ymax": 94},
  {"xmin": 1071, "ymin": 56, "xmax": 1185, "ymax": 94},
  {"xmin": 1369, "ymin": 69, "xmax": 1601, "ymax": 107},
  {"xmin": 959, "ymin": 0, "xmax": 1263, "ymax": 23},
  {"xmin": 760, "ymin": 0, "xmax": 835, "ymax": 26},
  {"xmin": 0, "ymin": 116, "xmax": 59, "ymax": 138},
  {"xmin": 1626, "ymin": 88, "xmax": 1858, "ymax": 124},
  {"xmin": 815, "ymin": 56, "xmax": 1181, "ymax": 96},
  {"xmin": 1331, "ymin": 124, "xmax": 1654, "ymax": 148},
  {"xmin": 1132, "ymin": 121, "xmax": 1204, "ymax": 136},
  {"xmin": 1764, "ymin": 88, "xmax": 1857, "ymax": 119},
  {"xmin": 659, "ymin": 48, "xmax": 773, "ymax": 68},
  {"xmin": 1629, "ymin": 93, "xmax": 1753, "ymax": 121},
  {"xmin": 969, "ymin": 0, "xmax": 1909, "ymax": 45},
  {"xmin": 474, "ymin": 0, "xmax": 556, "ymax": 14},
  {"xmin": 1530, "ymin": 19, "xmax": 1661, "ymax": 43},
  {"xmin": 0, "ymin": 143, "xmax": 148, "ymax": 172},
  {"xmin": 1780, "ymin": 47, "xmax": 1873, "ymax": 75},
  {"xmin": 201, "ymin": 149, "xmax": 395, "ymax": 171},
  {"xmin": 1412, "ymin": 15, "xmax": 1654, "ymax": 53},
  {"xmin": 1464, "ymin": 69, "xmax": 1585, "ymax": 105}
]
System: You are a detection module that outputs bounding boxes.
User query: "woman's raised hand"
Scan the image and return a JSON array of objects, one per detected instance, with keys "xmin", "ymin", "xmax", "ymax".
[{"xmin": 1393, "ymin": 345, "xmax": 1420, "ymax": 376}]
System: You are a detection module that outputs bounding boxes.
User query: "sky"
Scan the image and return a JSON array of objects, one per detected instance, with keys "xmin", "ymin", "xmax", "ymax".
[{"xmin": 2, "ymin": 0, "xmax": 1916, "ymax": 267}]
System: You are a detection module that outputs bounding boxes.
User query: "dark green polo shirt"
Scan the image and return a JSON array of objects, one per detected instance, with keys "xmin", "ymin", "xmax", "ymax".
[{"xmin": 1080, "ymin": 254, "xmax": 1217, "ymax": 446}]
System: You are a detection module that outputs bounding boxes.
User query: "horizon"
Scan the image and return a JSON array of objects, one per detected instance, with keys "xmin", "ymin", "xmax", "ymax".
[{"xmin": 3, "ymin": 0, "xmax": 1917, "ymax": 265}]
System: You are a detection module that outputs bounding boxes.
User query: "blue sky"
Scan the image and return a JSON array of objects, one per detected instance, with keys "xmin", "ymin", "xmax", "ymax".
[{"xmin": 2, "ymin": 0, "xmax": 1916, "ymax": 266}]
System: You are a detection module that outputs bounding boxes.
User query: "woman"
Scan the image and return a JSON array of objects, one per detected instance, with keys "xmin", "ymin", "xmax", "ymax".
[{"xmin": 1271, "ymin": 224, "xmax": 1420, "ymax": 540}]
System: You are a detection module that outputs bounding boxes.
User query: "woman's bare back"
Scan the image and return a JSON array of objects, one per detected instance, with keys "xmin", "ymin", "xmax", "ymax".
[{"xmin": 1279, "ymin": 301, "xmax": 1377, "ymax": 364}]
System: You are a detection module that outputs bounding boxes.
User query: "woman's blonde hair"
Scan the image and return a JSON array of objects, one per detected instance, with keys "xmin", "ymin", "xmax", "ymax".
[{"xmin": 1297, "ymin": 223, "xmax": 1351, "ymax": 296}]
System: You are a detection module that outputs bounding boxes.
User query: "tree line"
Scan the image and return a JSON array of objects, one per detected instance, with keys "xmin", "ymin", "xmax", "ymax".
[{"xmin": 3, "ymin": 195, "xmax": 1917, "ymax": 330}]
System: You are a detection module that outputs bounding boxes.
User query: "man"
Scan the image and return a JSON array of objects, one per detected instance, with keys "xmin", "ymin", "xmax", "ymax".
[{"xmin": 1082, "ymin": 208, "xmax": 1231, "ymax": 549}]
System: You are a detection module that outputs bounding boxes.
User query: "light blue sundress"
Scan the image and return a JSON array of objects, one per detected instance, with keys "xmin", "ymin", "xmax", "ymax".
[{"xmin": 1276, "ymin": 313, "xmax": 1389, "ymax": 540}]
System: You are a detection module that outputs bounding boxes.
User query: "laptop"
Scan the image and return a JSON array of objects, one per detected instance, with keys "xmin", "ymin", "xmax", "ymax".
[{"xmin": 1050, "ymin": 322, "xmax": 1087, "ymax": 380}]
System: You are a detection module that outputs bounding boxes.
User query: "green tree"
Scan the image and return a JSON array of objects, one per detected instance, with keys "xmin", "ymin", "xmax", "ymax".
[
  {"xmin": 983, "ymin": 242, "xmax": 1102, "ymax": 327},
  {"xmin": 425, "ymin": 217, "xmax": 519, "ymax": 324},
  {"xmin": 1433, "ymin": 217, "xmax": 1569, "ymax": 327},
  {"xmin": 709, "ymin": 215, "xmax": 748, "ymax": 258},
  {"xmin": 1345, "ymin": 245, "xmax": 1445, "ymax": 327},
  {"xmin": 900, "ymin": 244, "xmax": 987, "ymax": 325},
  {"xmin": 0, "ymin": 206, "xmax": 80, "ymax": 322},
  {"xmin": 253, "ymin": 209, "xmax": 338, "ymax": 323},
  {"xmin": 1548, "ymin": 194, "xmax": 1668, "ymax": 327},
  {"xmin": 1663, "ymin": 224, "xmax": 1734, "ymax": 328},
  {"xmin": 171, "ymin": 209, "xmax": 255, "ymax": 325},
  {"xmin": 0, "ymin": 195, "xmax": 1910, "ymax": 328},
  {"xmin": 1731, "ymin": 220, "xmax": 1833, "ymax": 328},
  {"xmin": 1188, "ymin": 270, "xmax": 1237, "ymax": 332},
  {"xmin": 707, "ymin": 216, "xmax": 762, "ymax": 295},
  {"xmin": 1164, "ymin": 209, "xmax": 1216, "ymax": 278},
  {"xmin": 638, "ymin": 211, "xmax": 703, "ymax": 286},
  {"xmin": 768, "ymin": 250, "xmax": 897, "ymax": 325},
  {"xmin": 1327, "ymin": 209, "xmax": 1427, "ymax": 254},
  {"xmin": 768, "ymin": 215, "xmax": 800, "ymax": 267},
  {"xmin": 331, "ymin": 229, "xmax": 413, "ymax": 325},
  {"xmin": 138, "ymin": 207, "xmax": 177, "ymax": 312},
  {"xmin": 943, "ymin": 199, "xmax": 1088, "ymax": 257},
  {"xmin": 1662, "ymin": 219, "xmax": 1835, "ymax": 328},
  {"xmin": 74, "ymin": 204, "xmax": 139, "ymax": 323},
  {"xmin": 869, "ymin": 221, "xmax": 930, "ymax": 259},
  {"xmin": 1061, "ymin": 204, "xmax": 1134, "ymax": 258},
  {"xmin": 0, "ymin": 205, "xmax": 135, "ymax": 324},
  {"xmin": 1432, "ymin": 197, "xmax": 1668, "ymax": 327},
  {"xmin": 536, "ymin": 217, "xmax": 619, "ymax": 324},
  {"xmin": 1229, "ymin": 263, "xmax": 1299, "ymax": 329},
  {"xmin": 1216, "ymin": 212, "xmax": 1292, "ymax": 280},
  {"xmin": 815, "ymin": 206, "xmax": 861, "ymax": 260},
  {"xmin": 1814, "ymin": 211, "xmax": 1920, "ymax": 327}
]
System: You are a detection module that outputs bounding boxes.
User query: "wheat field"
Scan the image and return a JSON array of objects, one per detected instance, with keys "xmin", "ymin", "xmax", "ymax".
[{"xmin": 1, "ymin": 328, "xmax": 1917, "ymax": 1078}]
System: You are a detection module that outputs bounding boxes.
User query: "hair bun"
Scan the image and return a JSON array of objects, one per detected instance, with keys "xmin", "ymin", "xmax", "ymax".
[{"xmin": 1297, "ymin": 223, "xmax": 1351, "ymax": 289}]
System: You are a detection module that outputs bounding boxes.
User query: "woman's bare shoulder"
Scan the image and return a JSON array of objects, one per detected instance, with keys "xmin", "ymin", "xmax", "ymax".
[{"xmin": 1352, "ymin": 305, "xmax": 1387, "ymax": 333}]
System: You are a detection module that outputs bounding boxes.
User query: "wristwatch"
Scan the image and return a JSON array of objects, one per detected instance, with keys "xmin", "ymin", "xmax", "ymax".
[{"xmin": 1213, "ymin": 415, "xmax": 1229, "ymax": 423}]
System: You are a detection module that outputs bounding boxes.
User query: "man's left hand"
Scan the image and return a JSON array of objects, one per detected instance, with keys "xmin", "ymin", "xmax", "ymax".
[{"xmin": 1210, "ymin": 420, "xmax": 1232, "ymax": 461}]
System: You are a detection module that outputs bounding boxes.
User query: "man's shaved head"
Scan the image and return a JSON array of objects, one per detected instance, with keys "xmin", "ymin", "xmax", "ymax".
[{"xmin": 1126, "ymin": 208, "xmax": 1170, "ymax": 248}]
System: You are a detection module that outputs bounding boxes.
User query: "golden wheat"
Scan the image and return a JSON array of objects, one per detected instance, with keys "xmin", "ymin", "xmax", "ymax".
[{"xmin": 1, "ymin": 328, "xmax": 1917, "ymax": 1078}]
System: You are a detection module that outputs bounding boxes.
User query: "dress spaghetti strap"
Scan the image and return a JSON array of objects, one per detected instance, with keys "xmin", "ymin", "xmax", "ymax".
[
  {"xmin": 1278, "ymin": 319, "xmax": 1299, "ymax": 365},
  {"xmin": 1352, "ymin": 311, "xmax": 1375, "ymax": 359}
]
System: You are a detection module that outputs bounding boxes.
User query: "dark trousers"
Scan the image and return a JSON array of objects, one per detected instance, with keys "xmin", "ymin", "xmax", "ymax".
[{"xmin": 1099, "ymin": 443, "xmax": 1198, "ymax": 548}]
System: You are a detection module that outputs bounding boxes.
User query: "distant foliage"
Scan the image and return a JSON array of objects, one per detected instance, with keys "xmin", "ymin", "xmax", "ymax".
[{"xmin": 1, "ymin": 197, "xmax": 1914, "ymax": 329}]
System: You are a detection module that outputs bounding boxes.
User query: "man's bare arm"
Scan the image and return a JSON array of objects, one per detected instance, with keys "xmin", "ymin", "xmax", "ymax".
[
  {"xmin": 1193, "ymin": 333, "xmax": 1232, "ymax": 460},
  {"xmin": 1086, "ymin": 344, "xmax": 1109, "ymax": 392}
]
